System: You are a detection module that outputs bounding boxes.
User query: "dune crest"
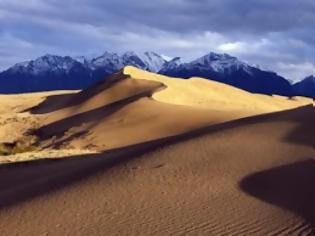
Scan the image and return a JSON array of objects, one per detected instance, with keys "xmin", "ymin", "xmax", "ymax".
[
  {"xmin": 25, "ymin": 66, "xmax": 313, "ymax": 152},
  {"xmin": 33, "ymin": 70, "xmax": 236, "ymax": 151},
  {"xmin": 0, "ymin": 66, "xmax": 313, "ymax": 158},
  {"xmin": 0, "ymin": 105, "xmax": 314, "ymax": 235},
  {"xmin": 124, "ymin": 66, "xmax": 314, "ymax": 112},
  {"xmin": 0, "ymin": 66, "xmax": 314, "ymax": 235}
]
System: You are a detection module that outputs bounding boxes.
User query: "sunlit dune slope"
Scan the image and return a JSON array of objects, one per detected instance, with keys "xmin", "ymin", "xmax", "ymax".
[
  {"xmin": 34, "ymin": 72, "xmax": 237, "ymax": 151},
  {"xmin": 124, "ymin": 66, "xmax": 314, "ymax": 113},
  {"xmin": 29, "ymin": 66, "xmax": 314, "ymax": 151},
  {"xmin": 0, "ymin": 66, "xmax": 315, "ymax": 235},
  {"xmin": 1, "ymin": 105, "xmax": 314, "ymax": 235},
  {"xmin": 0, "ymin": 91, "xmax": 76, "ymax": 144}
]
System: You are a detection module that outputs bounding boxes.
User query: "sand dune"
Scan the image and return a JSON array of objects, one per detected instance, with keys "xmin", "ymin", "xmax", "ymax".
[
  {"xmin": 1, "ymin": 66, "xmax": 313, "ymax": 152},
  {"xmin": 30, "ymin": 69, "xmax": 243, "ymax": 151},
  {"xmin": 0, "ymin": 66, "xmax": 314, "ymax": 235},
  {"xmin": 124, "ymin": 66, "xmax": 314, "ymax": 113},
  {"xmin": 0, "ymin": 106, "xmax": 314, "ymax": 235},
  {"xmin": 29, "ymin": 66, "xmax": 314, "ymax": 152},
  {"xmin": 0, "ymin": 91, "xmax": 76, "ymax": 144}
]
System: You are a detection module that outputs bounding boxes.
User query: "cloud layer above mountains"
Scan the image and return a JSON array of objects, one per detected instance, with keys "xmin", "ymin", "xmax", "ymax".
[{"xmin": 1, "ymin": 0, "xmax": 315, "ymax": 81}]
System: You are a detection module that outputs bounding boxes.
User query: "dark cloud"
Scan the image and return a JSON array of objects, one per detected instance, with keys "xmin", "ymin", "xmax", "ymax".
[{"xmin": 0, "ymin": 0, "xmax": 314, "ymax": 81}]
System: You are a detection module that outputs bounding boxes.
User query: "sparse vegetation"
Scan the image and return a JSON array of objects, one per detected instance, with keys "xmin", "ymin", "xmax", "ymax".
[
  {"xmin": 0, "ymin": 136, "xmax": 37, "ymax": 156},
  {"xmin": 0, "ymin": 146, "xmax": 11, "ymax": 156}
]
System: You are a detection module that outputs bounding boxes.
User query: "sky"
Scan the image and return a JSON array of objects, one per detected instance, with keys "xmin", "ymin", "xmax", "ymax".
[{"xmin": 0, "ymin": 0, "xmax": 315, "ymax": 82}]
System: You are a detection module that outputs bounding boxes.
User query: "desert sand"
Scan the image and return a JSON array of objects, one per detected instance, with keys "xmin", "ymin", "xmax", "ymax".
[{"xmin": 0, "ymin": 66, "xmax": 314, "ymax": 235}]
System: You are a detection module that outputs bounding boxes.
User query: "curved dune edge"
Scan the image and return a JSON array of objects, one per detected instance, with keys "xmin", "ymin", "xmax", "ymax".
[
  {"xmin": 0, "ymin": 66, "xmax": 314, "ymax": 162},
  {"xmin": 32, "ymin": 73, "xmax": 235, "ymax": 152},
  {"xmin": 0, "ymin": 105, "xmax": 314, "ymax": 235},
  {"xmin": 124, "ymin": 66, "xmax": 314, "ymax": 113},
  {"xmin": 31, "ymin": 67, "xmax": 315, "ymax": 151},
  {"xmin": 0, "ymin": 67, "xmax": 314, "ymax": 235}
]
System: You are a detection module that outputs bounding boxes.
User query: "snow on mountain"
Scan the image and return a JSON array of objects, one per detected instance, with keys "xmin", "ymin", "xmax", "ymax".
[
  {"xmin": 74, "ymin": 51, "xmax": 167, "ymax": 73},
  {"xmin": 190, "ymin": 52, "xmax": 252, "ymax": 75},
  {"xmin": 160, "ymin": 54, "xmax": 174, "ymax": 62},
  {"xmin": 6, "ymin": 51, "xmax": 168, "ymax": 78},
  {"xmin": 89, "ymin": 51, "xmax": 124, "ymax": 71},
  {"xmin": 75, "ymin": 53, "xmax": 100, "ymax": 65},
  {"xmin": 10, "ymin": 61, "xmax": 31, "ymax": 73},
  {"xmin": 159, "ymin": 57, "xmax": 183, "ymax": 73},
  {"xmin": 121, "ymin": 51, "xmax": 167, "ymax": 72},
  {"xmin": 121, "ymin": 51, "xmax": 148, "ymax": 70},
  {"xmin": 141, "ymin": 52, "xmax": 168, "ymax": 72},
  {"xmin": 159, "ymin": 52, "xmax": 255, "ymax": 77},
  {"xmin": 159, "ymin": 52, "xmax": 293, "ymax": 96},
  {"xmin": 10, "ymin": 54, "xmax": 80, "ymax": 75},
  {"xmin": 1, "ymin": 50, "xmax": 312, "ymax": 98}
]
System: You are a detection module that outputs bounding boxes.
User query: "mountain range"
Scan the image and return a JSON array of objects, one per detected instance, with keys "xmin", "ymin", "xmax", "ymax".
[{"xmin": 0, "ymin": 51, "xmax": 314, "ymax": 98}]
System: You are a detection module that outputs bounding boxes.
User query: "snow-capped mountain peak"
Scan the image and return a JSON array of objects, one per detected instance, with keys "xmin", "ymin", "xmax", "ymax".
[
  {"xmin": 120, "ymin": 51, "xmax": 167, "ymax": 72},
  {"xmin": 10, "ymin": 54, "xmax": 78, "ymax": 75},
  {"xmin": 11, "ymin": 60, "xmax": 30, "ymax": 71},
  {"xmin": 169, "ymin": 57, "xmax": 182, "ymax": 64},
  {"xmin": 33, "ymin": 55, "xmax": 79, "ymax": 74},
  {"xmin": 89, "ymin": 51, "xmax": 123, "ymax": 70},
  {"xmin": 160, "ymin": 54, "xmax": 174, "ymax": 62},
  {"xmin": 0, "ymin": 50, "xmax": 309, "ymax": 98},
  {"xmin": 8, "ymin": 51, "xmax": 169, "ymax": 76},
  {"xmin": 159, "ymin": 57, "xmax": 182, "ymax": 73},
  {"xmin": 75, "ymin": 53, "xmax": 100, "ymax": 64},
  {"xmin": 189, "ymin": 52, "xmax": 252, "ymax": 74},
  {"xmin": 141, "ymin": 51, "xmax": 167, "ymax": 72},
  {"xmin": 121, "ymin": 51, "xmax": 147, "ymax": 69}
]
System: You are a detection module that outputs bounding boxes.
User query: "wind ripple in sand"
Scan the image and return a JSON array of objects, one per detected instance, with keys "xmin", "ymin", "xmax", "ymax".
[
  {"xmin": 0, "ymin": 106, "xmax": 314, "ymax": 235},
  {"xmin": 0, "ymin": 67, "xmax": 314, "ymax": 235}
]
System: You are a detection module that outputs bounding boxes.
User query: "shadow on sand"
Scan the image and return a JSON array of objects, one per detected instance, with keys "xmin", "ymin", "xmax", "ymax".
[
  {"xmin": 239, "ymin": 105, "xmax": 315, "ymax": 229},
  {"xmin": 24, "ymin": 71, "xmax": 131, "ymax": 114},
  {"xmin": 0, "ymin": 105, "xmax": 314, "ymax": 215},
  {"xmin": 240, "ymin": 159, "xmax": 315, "ymax": 229},
  {"xmin": 0, "ymin": 137, "xmax": 171, "ymax": 209}
]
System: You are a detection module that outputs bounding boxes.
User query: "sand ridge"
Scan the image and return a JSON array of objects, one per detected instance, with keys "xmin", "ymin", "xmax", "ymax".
[
  {"xmin": 0, "ymin": 105, "xmax": 314, "ymax": 235},
  {"xmin": 0, "ymin": 66, "xmax": 314, "ymax": 235},
  {"xmin": 124, "ymin": 66, "xmax": 314, "ymax": 113},
  {"xmin": 27, "ymin": 66, "xmax": 314, "ymax": 152},
  {"xmin": 31, "ymin": 69, "xmax": 243, "ymax": 151}
]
